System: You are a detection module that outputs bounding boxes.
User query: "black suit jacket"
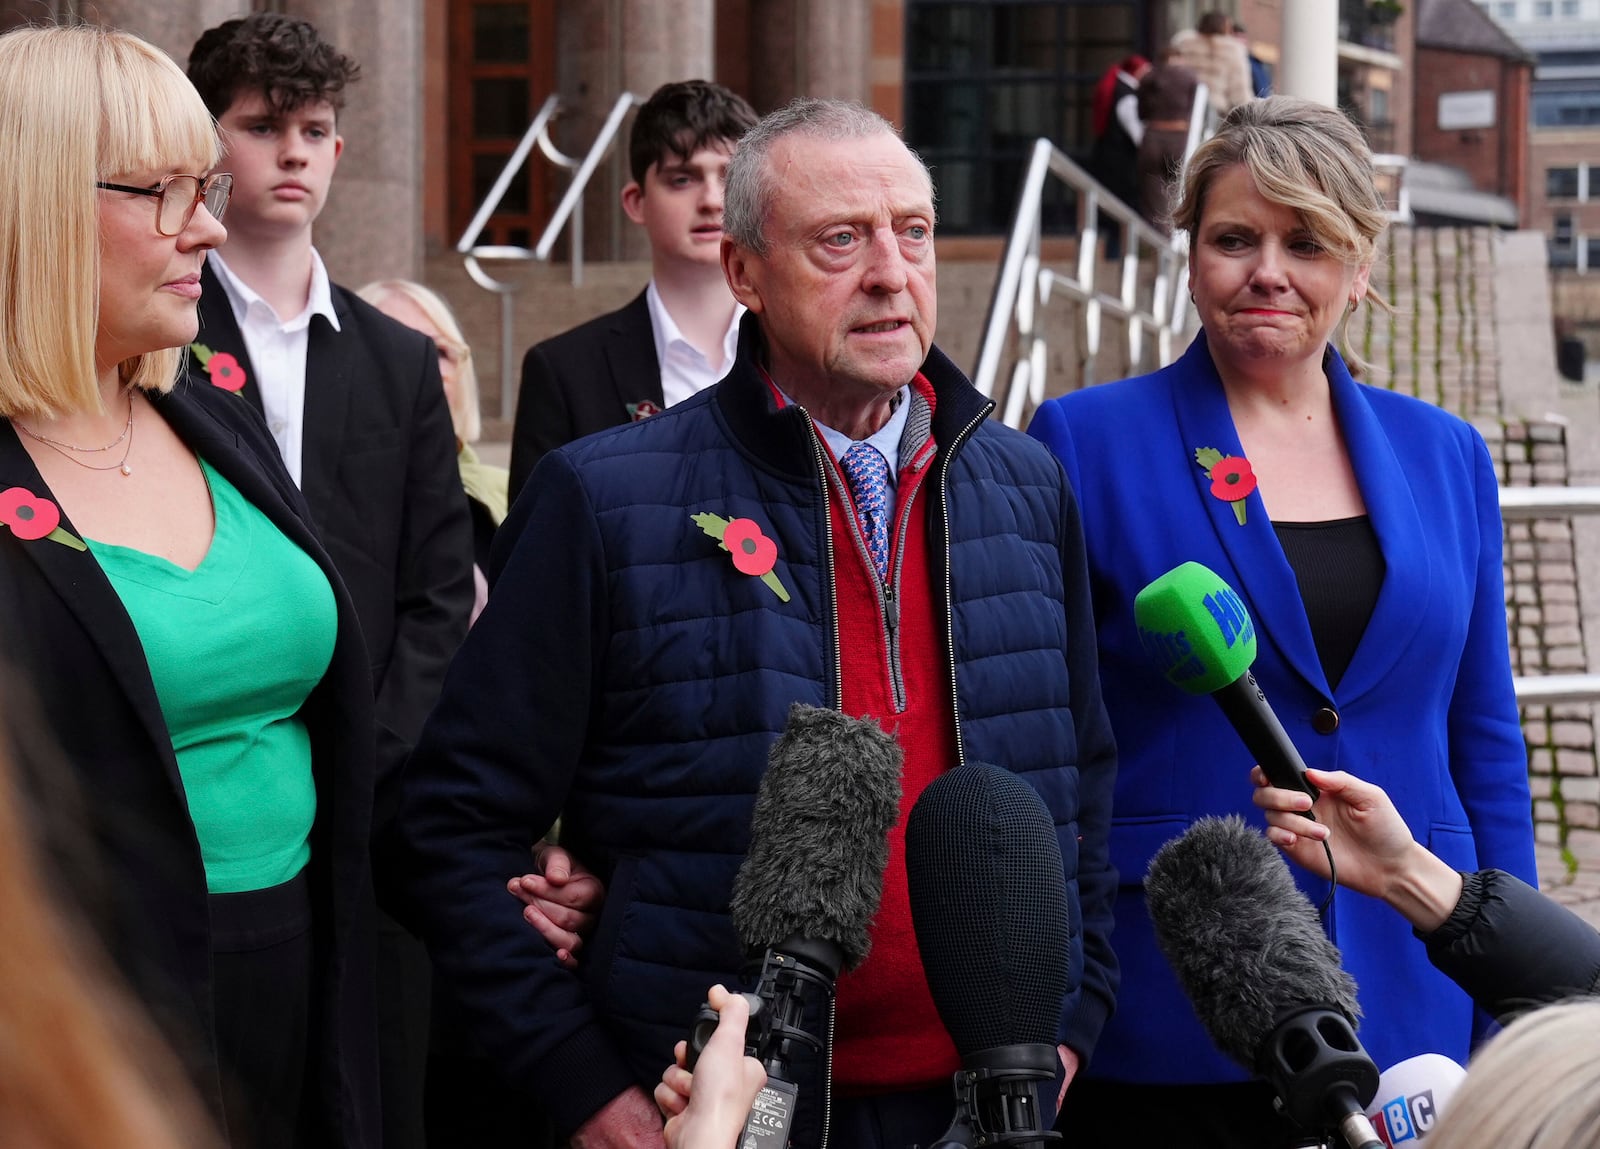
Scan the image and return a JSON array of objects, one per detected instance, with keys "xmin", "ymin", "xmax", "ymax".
[
  {"xmin": 194, "ymin": 262, "xmax": 473, "ymax": 825},
  {"xmin": 0, "ymin": 383, "xmax": 380, "ymax": 1147},
  {"xmin": 507, "ymin": 289, "xmax": 661, "ymax": 499}
]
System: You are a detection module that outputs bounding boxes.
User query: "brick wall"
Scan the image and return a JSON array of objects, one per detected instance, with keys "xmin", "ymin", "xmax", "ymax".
[
  {"xmin": 1492, "ymin": 422, "xmax": 1600, "ymax": 871},
  {"xmin": 1413, "ymin": 47, "xmax": 1531, "ymax": 206},
  {"xmin": 1526, "ymin": 130, "xmax": 1600, "ymax": 245}
]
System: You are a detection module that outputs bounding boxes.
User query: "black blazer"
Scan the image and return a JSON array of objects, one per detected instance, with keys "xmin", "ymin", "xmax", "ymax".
[
  {"xmin": 507, "ymin": 289, "xmax": 661, "ymax": 499},
  {"xmin": 194, "ymin": 262, "xmax": 473, "ymax": 825},
  {"xmin": 0, "ymin": 382, "xmax": 380, "ymax": 1148}
]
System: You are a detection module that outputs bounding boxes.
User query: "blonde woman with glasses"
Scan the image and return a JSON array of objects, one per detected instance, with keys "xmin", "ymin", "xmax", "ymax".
[{"xmin": 0, "ymin": 25, "xmax": 381, "ymax": 1148}]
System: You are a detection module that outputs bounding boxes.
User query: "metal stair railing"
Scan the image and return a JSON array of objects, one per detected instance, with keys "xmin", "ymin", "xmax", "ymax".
[
  {"xmin": 973, "ymin": 92, "xmax": 1412, "ymax": 432},
  {"xmin": 972, "ymin": 138, "xmax": 1197, "ymax": 430},
  {"xmin": 455, "ymin": 92, "xmax": 643, "ymax": 419},
  {"xmin": 974, "ymin": 85, "xmax": 1210, "ymax": 430},
  {"xmin": 1502, "ymin": 487, "xmax": 1600, "ymax": 704}
]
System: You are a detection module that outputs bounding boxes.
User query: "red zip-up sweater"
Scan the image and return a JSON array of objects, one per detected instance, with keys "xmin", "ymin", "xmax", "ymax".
[{"xmin": 813, "ymin": 374, "xmax": 963, "ymax": 1094}]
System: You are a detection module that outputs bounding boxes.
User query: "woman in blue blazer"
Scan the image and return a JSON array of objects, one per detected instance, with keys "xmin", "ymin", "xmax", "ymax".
[{"xmin": 1030, "ymin": 97, "xmax": 1537, "ymax": 1146}]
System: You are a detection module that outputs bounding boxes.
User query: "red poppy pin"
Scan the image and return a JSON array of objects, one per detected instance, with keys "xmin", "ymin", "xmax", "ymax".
[
  {"xmin": 190, "ymin": 342, "xmax": 247, "ymax": 392},
  {"xmin": 1195, "ymin": 448, "xmax": 1257, "ymax": 526},
  {"xmin": 0, "ymin": 488, "xmax": 87, "ymax": 550},
  {"xmin": 627, "ymin": 400, "xmax": 662, "ymax": 422},
  {"xmin": 692, "ymin": 513, "xmax": 790, "ymax": 602}
]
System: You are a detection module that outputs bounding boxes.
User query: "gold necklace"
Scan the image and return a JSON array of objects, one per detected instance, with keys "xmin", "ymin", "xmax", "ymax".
[{"xmin": 15, "ymin": 397, "xmax": 136, "ymax": 477}]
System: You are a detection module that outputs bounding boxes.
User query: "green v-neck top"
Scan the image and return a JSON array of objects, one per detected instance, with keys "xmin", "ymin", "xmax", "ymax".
[{"xmin": 87, "ymin": 460, "xmax": 336, "ymax": 894}]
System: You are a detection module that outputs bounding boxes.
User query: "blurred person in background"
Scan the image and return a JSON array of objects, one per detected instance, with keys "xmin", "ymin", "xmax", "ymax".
[
  {"xmin": 1088, "ymin": 54, "xmax": 1150, "ymax": 258},
  {"xmin": 358, "ymin": 279, "xmax": 505, "ymax": 623},
  {"xmin": 0, "ymin": 670, "xmax": 220, "ymax": 1149},
  {"xmin": 1172, "ymin": 10, "xmax": 1254, "ymax": 118},
  {"xmin": 1134, "ymin": 47, "xmax": 1199, "ymax": 233}
]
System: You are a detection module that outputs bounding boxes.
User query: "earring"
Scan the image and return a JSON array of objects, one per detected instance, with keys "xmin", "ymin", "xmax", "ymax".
[{"xmin": 1349, "ymin": 297, "xmax": 1360, "ymax": 313}]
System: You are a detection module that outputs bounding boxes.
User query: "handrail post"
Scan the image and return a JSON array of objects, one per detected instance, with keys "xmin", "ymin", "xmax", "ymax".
[
  {"xmin": 454, "ymin": 91, "xmax": 641, "ymax": 424},
  {"xmin": 972, "ymin": 137, "xmax": 1199, "ymax": 430}
]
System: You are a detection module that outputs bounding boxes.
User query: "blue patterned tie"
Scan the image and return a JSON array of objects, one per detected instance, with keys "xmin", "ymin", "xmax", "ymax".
[{"xmin": 840, "ymin": 442, "xmax": 891, "ymax": 581}]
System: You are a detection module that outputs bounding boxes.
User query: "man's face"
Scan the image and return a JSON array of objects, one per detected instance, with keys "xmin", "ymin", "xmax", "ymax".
[
  {"xmin": 722, "ymin": 132, "xmax": 936, "ymax": 405},
  {"xmin": 622, "ymin": 140, "xmax": 734, "ymax": 270},
  {"xmin": 214, "ymin": 92, "xmax": 344, "ymax": 242}
]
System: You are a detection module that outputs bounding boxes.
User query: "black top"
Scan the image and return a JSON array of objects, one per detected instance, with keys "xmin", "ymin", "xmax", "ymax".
[{"xmin": 1273, "ymin": 515, "xmax": 1384, "ymax": 690}]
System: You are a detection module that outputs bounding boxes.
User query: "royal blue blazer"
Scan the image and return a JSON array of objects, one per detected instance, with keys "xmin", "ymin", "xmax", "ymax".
[{"xmin": 1028, "ymin": 331, "xmax": 1537, "ymax": 1082}]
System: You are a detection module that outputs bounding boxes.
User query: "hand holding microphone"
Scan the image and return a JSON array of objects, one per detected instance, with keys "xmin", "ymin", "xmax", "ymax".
[
  {"xmin": 1250, "ymin": 766, "xmax": 1465, "ymax": 934},
  {"xmin": 685, "ymin": 703, "xmax": 902, "ymax": 1149},
  {"xmin": 1133, "ymin": 561, "xmax": 1319, "ymax": 801},
  {"xmin": 658, "ymin": 985, "xmax": 768, "ymax": 1149}
]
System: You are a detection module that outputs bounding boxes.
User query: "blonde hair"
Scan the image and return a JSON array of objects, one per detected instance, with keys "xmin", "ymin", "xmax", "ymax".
[
  {"xmin": 1173, "ymin": 96, "xmax": 1390, "ymax": 373},
  {"xmin": 1426, "ymin": 1000, "xmax": 1600, "ymax": 1148},
  {"xmin": 0, "ymin": 25, "xmax": 221, "ymax": 420},
  {"xmin": 355, "ymin": 279, "xmax": 482, "ymax": 443},
  {"xmin": 0, "ymin": 675, "xmax": 218, "ymax": 1149}
]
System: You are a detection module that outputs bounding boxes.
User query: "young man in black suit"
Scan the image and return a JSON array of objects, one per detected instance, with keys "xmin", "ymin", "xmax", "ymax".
[
  {"xmin": 185, "ymin": 16, "xmax": 472, "ymax": 1149},
  {"xmin": 507, "ymin": 80, "xmax": 758, "ymax": 498}
]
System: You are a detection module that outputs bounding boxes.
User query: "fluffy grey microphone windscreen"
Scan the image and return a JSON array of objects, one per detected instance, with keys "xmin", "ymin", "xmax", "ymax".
[
  {"xmin": 905, "ymin": 765, "xmax": 1069, "ymax": 1054},
  {"xmin": 1145, "ymin": 815, "xmax": 1363, "ymax": 1069},
  {"xmin": 728, "ymin": 703, "xmax": 902, "ymax": 971}
]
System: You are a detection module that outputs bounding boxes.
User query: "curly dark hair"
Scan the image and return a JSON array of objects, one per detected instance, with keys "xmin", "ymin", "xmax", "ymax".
[
  {"xmin": 186, "ymin": 13, "xmax": 360, "ymax": 120},
  {"xmin": 628, "ymin": 80, "xmax": 758, "ymax": 185}
]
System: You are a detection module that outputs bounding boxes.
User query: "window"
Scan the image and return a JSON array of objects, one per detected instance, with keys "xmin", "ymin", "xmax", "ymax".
[
  {"xmin": 1552, "ymin": 212, "xmax": 1578, "ymax": 267},
  {"xmin": 1562, "ymin": 0, "xmax": 1581, "ymax": 14},
  {"xmin": 1549, "ymin": 166, "xmax": 1582, "ymax": 198},
  {"xmin": 448, "ymin": 0, "xmax": 556, "ymax": 249},
  {"xmin": 1496, "ymin": 0, "xmax": 1518, "ymax": 15},
  {"xmin": 1534, "ymin": 0, "xmax": 1554, "ymax": 16},
  {"xmin": 1535, "ymin": 89, "xmax": 1600, "ymax": 126},
  {"xmin": 1585, "ymin": 236, "xmax": 1600, "ymax": 269},
  {"xmin": 904, "ymin": 1, "xmax": 1142, "ymax": 234}
]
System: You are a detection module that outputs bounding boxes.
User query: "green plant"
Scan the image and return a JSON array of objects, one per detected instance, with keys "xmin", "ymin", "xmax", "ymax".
[{"xmin": 1368, "ymin": 0, "xmax": 1404, "ymax": 24}]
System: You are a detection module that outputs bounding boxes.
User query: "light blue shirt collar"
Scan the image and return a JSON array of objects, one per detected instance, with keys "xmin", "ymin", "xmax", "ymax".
[{"xmin": 776, "ymin": 384, "xmax": 911, "ymax": 527}]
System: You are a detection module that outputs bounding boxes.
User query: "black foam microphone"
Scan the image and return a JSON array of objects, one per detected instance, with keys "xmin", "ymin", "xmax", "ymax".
[
  {"xmin": 906, "ymin": 764, "xmax": 1068, "ymax": 1149},
  {"xmin": 689, "ymin": 702, "xmax": 902, "ymax": 1149},
  {"xmin": 1146, "ymin": 816, "xmax": 1383, "ymax": 1149}
]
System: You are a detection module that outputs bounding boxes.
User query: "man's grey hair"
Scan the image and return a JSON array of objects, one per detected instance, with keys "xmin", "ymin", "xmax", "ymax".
[{"xmin": 723, "ymin": 97, "xmax": 935, "ymax": 254}]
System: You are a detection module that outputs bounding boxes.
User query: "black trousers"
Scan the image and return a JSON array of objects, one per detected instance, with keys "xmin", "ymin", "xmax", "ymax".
[
  {"xmin": 1057, "ymin": 1079, "xmax": 1321, "ymax": 1148},
  {"xmin": 211, "ymin": 870, "xmax": 314, "ymax": 1149}
]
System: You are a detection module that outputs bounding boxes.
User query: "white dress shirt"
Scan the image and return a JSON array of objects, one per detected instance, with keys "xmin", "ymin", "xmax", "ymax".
[
  {"xmin": 645, "ymin": 279, "xmax": 744, "ymax": 408},
  {"xmin": 207, "ymin": 248, "xmax": 342, "ymax": 487}
]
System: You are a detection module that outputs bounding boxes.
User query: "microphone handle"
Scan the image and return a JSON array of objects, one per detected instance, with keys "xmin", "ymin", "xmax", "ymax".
[
  {"xmin": 1336, "ymin": 1110, "xmax": 1384, "ymax": 1149},
  {"xmin": 1210, "ymin": 672, "xmax": 1320, "ymax": 800}
]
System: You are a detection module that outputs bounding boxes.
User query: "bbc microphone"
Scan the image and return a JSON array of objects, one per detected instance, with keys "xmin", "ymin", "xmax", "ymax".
[
  {"xmin": 1134, "ymin": 560, "xmax": 1319, "ymax": 799},
  {"xmin": 1363, "ymin": 1054, "xmax": 1465, "ymax": 1146},
  {"xmin": 1146, "ymin": 815, "xmax": 1383, "ymax": 1149},
  {"xmin": 906, "ymin": 764, "xmax": 1067, "ymax": 1149},
  {"xmin": 688, "ymin": 703, "xmax": 902, "ymax": 1149}
]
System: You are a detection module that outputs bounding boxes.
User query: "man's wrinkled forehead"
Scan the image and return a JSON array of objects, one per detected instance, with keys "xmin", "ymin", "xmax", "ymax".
[{"xmin": 765, "ymin": 131, "xmax": 934, "ymax": 226}]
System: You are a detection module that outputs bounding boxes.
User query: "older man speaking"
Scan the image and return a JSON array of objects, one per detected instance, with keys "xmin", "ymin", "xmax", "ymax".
[{"xmin": 397, "ymin": 99, "xmax": 1117, "ymax": 1149}]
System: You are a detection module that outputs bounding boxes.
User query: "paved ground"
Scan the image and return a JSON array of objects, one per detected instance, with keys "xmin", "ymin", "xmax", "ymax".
[{"xmin": 1537, "ymin": 838, "xmax": 1600, "ymax": 926}]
